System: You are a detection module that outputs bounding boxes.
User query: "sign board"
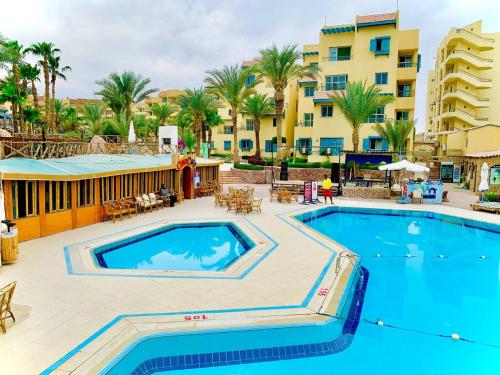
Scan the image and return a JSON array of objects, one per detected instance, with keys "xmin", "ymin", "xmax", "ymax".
[
  {"xmin": 302, "ymin": 181, "xmax": 312, "ymax": 204},
  {"xmin": 452, "ymin": 166, "xmax": 461, "ymax": 183},
  {"xmin": 312, "ymin": 181, "xmax": 318, "ymax": 201},
  {"xmin": 194, "ymin": 171, "xmax": 201, "ymax": 187},
  {"xmin": 407, "ymin": 180, "xmax": 443, "ymax": 204}
]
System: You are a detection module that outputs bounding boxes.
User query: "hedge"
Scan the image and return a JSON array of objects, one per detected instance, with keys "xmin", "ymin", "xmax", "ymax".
[
  {"xmin": 484, "ymin": 192, "xmax": 500, "ymax": 202},
  {"xmin": 234, "ymin": 163, "xmax": 265, "ymax": 171}
]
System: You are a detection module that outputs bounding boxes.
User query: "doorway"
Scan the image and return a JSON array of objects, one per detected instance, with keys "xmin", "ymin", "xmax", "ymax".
[{"xmin": 182, "ymin": 167, "xmax": 193, "ymax": 199}]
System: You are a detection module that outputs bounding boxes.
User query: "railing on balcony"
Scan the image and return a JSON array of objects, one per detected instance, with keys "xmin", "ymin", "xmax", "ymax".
[
  {"xmin": 443, "ymin": 88, "xmax": 490, "ymax": 102},
  {"xmin": 295, "ymin": 121, "xmax": 314, "ymax": 127},
  {"xmin": 442, "ymin": 107, "xmax": 488, "ymax": 122},
  {"xmin": 444, "ymin": 68, "xmax": 492, "ymax": 82},
  {"xmin": 397, "ymin": 62, "xmax": 417, "ymax": 68},
  {"xmin": 455, "ymin": 28, "xmax": 496, "ymax": 43},
  {"xmin": 397, "ymin": 89, "xmax": 415, "ymax": 98},
  {"xmin": 321, "ymin": 55, "xmax": 353, "ymax": 62},
  {"xmin": 446, "ymin": 49, "xmax": 493, "ymax": 63}
]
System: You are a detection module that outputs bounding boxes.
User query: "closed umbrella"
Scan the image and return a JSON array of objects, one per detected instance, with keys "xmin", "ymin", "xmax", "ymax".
[
  {"xmin": 478, "ymin": 162, "xmax": 489, "ymax": 201},
  {"xmin": 128, "ymin": 121, "xmax": 136, "ymax": 144}
]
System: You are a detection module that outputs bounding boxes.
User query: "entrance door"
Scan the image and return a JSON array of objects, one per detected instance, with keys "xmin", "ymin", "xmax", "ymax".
[
  {"xmin": 182, "ymin": 167, "xmax": 193, "ymax": 199},
  {"xmin": 440, "ymin": 163, "xmax": 454, "ymax": 182}
]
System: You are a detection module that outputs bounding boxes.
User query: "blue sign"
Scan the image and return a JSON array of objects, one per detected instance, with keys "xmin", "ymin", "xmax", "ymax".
[{"xmin": 407, "ymin": 180, "xmax": 444, "ymax": 204}]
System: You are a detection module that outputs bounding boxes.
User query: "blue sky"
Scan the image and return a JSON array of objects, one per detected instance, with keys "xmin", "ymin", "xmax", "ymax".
[{"xmin": 2, "ymin": 0, "xmax": 499, "ymax": 130}]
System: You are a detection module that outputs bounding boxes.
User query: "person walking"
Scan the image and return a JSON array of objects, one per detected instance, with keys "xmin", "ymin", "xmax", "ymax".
[{"xmin": 322, "ymin": 174, "xmax": 333, "ymax": 204}]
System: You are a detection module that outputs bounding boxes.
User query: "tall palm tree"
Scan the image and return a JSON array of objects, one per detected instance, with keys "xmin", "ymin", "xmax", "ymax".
[
  {"xmin": 60, "ymin": 105, "xmax": 81, "ymax": 132},
  {"xmin": 0, "ymin": 82, "xmax": 27, "ymax": 132},
  {"xmin": 373, "ymin": 119, "xmax": 415, "ymax": 155},
  {"xmin": 151, "ymin": 103, "xmax": 175, "ymax": 127},
  {"xmin": 205, "ymin": 65, "xmax": 259, "ymax": 162},
  {"xmin": 330, "ymin": 81, "xmax": 395, "ymax": 152},
  {"xmin": 19, "ymin": 63, "xmax": 41, "ymax": 110},
  {"xmin": 26, "ymin": 42, "xmax": 60, "ymax": 130},
  {"xmin": 48, "ymin": 55, "xmax": 71, "ymax": 127},
  {"xmin": 53, "ymin": 99, "xmax": 64, "ymax": 130},
  {"xmin": 177, "ymin": 88, "xmax": 218, "ymax": 156},
  {"xmin": 82, "ymin": 102, "xmax": 105, "ymax": 136},
  {"xmin": 0, "ymin": 41, "xmax": 25, "ymax": 131},
  {"xmin": 256, "ymin": 44, "xmax": 316, "ymax": 151},
  {"xmin": 95, "ymin": 71, "xmax": 158, "ymax": 120},
  {"xmin": 241, "ymin": 94, "xmax": 275, "ymax": 159},
  {"xmin": 22, "ymin": 106, "xmax": 42, "ymax": 133},
  {"xmin": 106, "ymin": 111, "xmax": 129, "ymax": 136},
  {"xmin": 204, "ymin": 108, "xmax": 223, "ymax": 154}
]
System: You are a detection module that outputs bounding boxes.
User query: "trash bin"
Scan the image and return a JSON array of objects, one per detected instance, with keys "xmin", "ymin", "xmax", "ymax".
[{"xmin": 1, "ymin": 227, "xmax": 18, "ymax": 264}]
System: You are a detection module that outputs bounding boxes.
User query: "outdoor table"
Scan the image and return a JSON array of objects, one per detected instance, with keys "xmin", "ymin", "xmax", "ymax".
[{"xmin": 277, "ymin": 190, "xmax": 292, "ymax": 203}]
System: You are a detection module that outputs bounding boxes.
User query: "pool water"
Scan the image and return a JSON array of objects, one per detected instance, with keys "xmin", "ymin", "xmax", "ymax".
[
  {"xmin": 102, "ymin": 208, "xmax": 500, "ymax": 374},
  {"xmin": 93, "ymin": 223, "xmax": 255, "ymax": 271}
]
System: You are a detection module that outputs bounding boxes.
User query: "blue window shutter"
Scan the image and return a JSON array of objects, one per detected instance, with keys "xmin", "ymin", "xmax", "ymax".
[
  {"xmin": 382, "ymin": 139, "xmax": 389, "ymax": 151},
  {"xmin": 417, "ymin": 54, "xmax": 422, "ymax": 72},
  {"xmin": 381, "ymin": 37, "xmax": 390, "ymax": 54},
  {"xmin": 370, "ymin": 39, "xmax": 376, "ymax": 52},
  {"xmin": 295, "ymin": 139, "xmax": 300, "ymax": 148},
  {"xmin": 362, "ymin": 138, "xmax": 370, "ymax": 151},
  {"xmin": 249, "ymin": 140, "xmax": 253, "ymax": 149},
  {"xmin": 273, "ymin": 143, "xmax": 277, "ymax": 152},
  {"xmin": 306, "ymin": 138, "xmax": 312, "ymax": 147},
  {"xmin": 239, "ymin": 140, "xmax": 243, "ymax": 149},
  {"xmin": 265, "ymin": 140, "xmax": 271, "ymax": 152}
]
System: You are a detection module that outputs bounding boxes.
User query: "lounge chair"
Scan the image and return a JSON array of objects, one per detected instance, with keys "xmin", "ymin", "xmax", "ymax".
[
  {"xmin": 0, "ymin": 281, "xmax": 16, "ymax": 334},
  {"xmin": 148, "ymin": 193, "xmax": 165, "ymax": 208},
  {"xmin": 135, "ymin": 195, "xmax": 153, "ymax": 212},
  {"xmin": 142, "ymin": 194, "xmax": 159, "ymax": 210},
  {"xmin": 470, "ymin": 201, "xmax": 500, "ymax": 214}
]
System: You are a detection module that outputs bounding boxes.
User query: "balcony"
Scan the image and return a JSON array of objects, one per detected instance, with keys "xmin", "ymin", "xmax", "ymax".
[
  {"xmin": 440, "ymin": 108, "xmax": 488, "ymax": 126},
  {"xmin": 442, "ymin": 69, "xmax": 492, "ymax": 88},
  {"xmin": 397, "ymin": 64, "xmax": 417, "ymax": 81},
  {"xmin": 321, "ymin": 55, "xmax": 352, "ymax": 62},
  {"xmin": 448, "ymin": 28, "xmax": 495, "ymax": 51},
  {"xmin": 442, "ymin": 89, "xmax": 490, "ymax": 108},
  {"xmin": 445, "ymin": 50, "xmax": 493, "ymax": 70}
]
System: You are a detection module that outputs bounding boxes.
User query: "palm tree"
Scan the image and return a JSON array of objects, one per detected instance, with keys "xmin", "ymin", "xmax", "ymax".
[
  {"xmin": 373, "ymin": 119, "xmax": 415, "ymax": 155},
  {"xmin": 0, "ymin": 40, "xmax": 25, "ymax": 131},
  {"xmin": 256, "ymin": 45, "xmax": 316, "ymax": 151},
  {"xmin": 95, "ymin": 71, "xmax": 158, "ymax": 120},
  {"xmin": 106, "ymin": 111, "xmax": 129, "ymax": 136},
  {"xmin": 177, "ymin": 88, "xmax": 217, "ymax": 156},
  {"xmin": 330, "ymin": 81, "xmax": 395, "ymax": 152},
  {"xmin": 180, "ymin": 129, "xmax": 196, "ymax": 154},
  {"xmin": 132, "ymin": 114, "xmax": 149, "ymax": 138},
  {"xmin": 23, "ymin": 106, "xmax": 42, "ymax": 133},
  {"xmin": 204, "ymin": 108, "xmax": 223, "ymax": 154},
  {"xmin": 205, "ymin": 65, "xmax": 259, "ymax": 162},
  {"xmin": 19, "ymin": 63, "xmax": 41, "ymax": 111},
  {"xmin": 0, "ymin": 81, "xmax": 27, "ymax": 133},
  {"xmin": 53, "ymin": 99, "xmax": 64, "ymax": 130},
  {"xmin": 48, "ymin": 55, "xmax": 71, "ymax": 127},
  {"xmin": 146, "ymin": 118, "xmax": 161, "ymax": 138},
  {"xmin": 151, "ymin": 103, "xmax": 175, "ymax": 127},
  {"xmin": 241, "ymin": 94, "xmax": 275, "ymax": 159},
  {"xmin": 26, "ymin": 42, "xmax": 60, "ymax": 130},
  {"xmin": 82, "ymin": 102, "xmax": 105, "ymax": 136},
  {"xmin": 60, "ymin": 105, "xmax": 81, "ymax": 132}
]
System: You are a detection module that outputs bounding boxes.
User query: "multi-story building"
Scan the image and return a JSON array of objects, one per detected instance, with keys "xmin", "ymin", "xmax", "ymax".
[
  {"xmin": 297, "ymin": 11, "xmax": 419, "ymax": 161},
  {"xmin": 132, "ymin": 89, "xmax": 185, "ymax": 119},
  {"xmin": 211, "ymin": 60, "xmax": 298, "ymax": 157},
  {"xmin": 425, "ymin": 20, "xmax": 500, "ymax": 155}
]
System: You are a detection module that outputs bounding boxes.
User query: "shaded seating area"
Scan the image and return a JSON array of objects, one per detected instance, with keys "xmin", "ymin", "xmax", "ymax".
[
  {"xmin": 214, "ymin": 186, "xmax": 262, "ymax": 214},
  {"xmin": 195, "ymin": 180, "xmax": 220, "ymax": 198},
  {"xmin": 0, "ymin": 281, "xmax": 16, "ymax": 334},
  {"xmin": 103, "ymin": 192, "xmax": 171, "ymax": 222}
]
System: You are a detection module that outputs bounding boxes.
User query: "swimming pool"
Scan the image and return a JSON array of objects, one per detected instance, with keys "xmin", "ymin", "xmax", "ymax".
[
  {"xmin": 98, "ymin": 207, "xmax": 500, "ymax": 373},
  {"xmin": 93, "ymin": 222, "xmax": 255, "ymax": 271}
]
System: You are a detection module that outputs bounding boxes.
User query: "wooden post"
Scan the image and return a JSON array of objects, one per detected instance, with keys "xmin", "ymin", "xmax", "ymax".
[
  {"xmin": 94, "ymin": 178, "xmax": 101, "ymax": 222},
  {"xmin": 3, "ymin": 181, "xmax": 13, "ymax": 220},
  {"xmin": 39, "ymin": 181, "xmax": 47, "ymax": 237},
  {"xmin": 71, "ymin": 180, "xmax": 77, "ymax": 228},
  {"xmin": 133, "ymin": 173, "xmax": 138, "ymax": 196},
  {"xmin": 115, "ymin": 175, "xmax": 120, "ymax": 200}
]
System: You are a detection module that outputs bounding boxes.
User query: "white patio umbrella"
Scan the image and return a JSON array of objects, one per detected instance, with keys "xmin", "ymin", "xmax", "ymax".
[
  {"xmin": 378, "ymin": 159, "xmax": 430, "ymax": 173},
  {"xmin": 478, "ymin": 162, "xmax": 489, "ymax": 192},
  {"xmin": 128, "ymin": 121, "xmax": 136, "ymax": 144}
]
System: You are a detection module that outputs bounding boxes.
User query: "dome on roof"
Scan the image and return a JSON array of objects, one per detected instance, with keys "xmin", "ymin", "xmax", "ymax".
[{"xmin": 0, "ymin": 129, "xmax": 12, "ymax": 137}]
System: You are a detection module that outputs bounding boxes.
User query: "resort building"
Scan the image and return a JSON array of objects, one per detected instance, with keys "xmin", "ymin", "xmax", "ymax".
[
  {"xmin": 425, "ymin": 20, "xmax": 500, "ymax": 155},
  {"xmin": 132, "ymin": 89, "xmax": 185, "ymax": 118},
  {"xmin": 297, "ymin": 11, "xmax": 419, "ymax": 161},
  {"xmin": 210, "ymin": 60, "xmax": 298, "ymax": 157}
]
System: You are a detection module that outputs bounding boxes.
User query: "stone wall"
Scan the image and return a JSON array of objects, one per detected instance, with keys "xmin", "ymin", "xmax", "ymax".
[{"xmin": 342, "ymin": 186, "xmax": 391, "ymax": 199}]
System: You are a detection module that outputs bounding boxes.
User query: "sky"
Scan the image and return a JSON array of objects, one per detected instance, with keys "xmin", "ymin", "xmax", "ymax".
[{"xmin": 2, "ymin": 0, "xmax": 500, "ymax": 131}]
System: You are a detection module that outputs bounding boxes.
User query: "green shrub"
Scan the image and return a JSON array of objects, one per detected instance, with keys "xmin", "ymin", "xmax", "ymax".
[
  {"xmin": 211, "ymin": 152, "xmax": 231, "ymax": 158},
  {"xmin": 484, "ymin": 192, "xmax": 500, "ymax": 202},
  {"xmin": 234, "ymin": 163, "xmax": 265, "ymax": 171}
]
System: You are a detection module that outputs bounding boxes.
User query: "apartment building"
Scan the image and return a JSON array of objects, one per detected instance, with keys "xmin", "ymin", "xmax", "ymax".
[
  {"xmin": 297, "ymin": 11, "xmax": 419, "ymax": 161},
  {"xmin": 132, "ymin": 89, "xmax": 185, "ymax": 119},
  {"xmin": 425, "ymin": 20, "xmax": 500, "ymax": 155}
]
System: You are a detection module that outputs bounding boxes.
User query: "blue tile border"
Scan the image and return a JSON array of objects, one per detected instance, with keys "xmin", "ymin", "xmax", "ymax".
[{"xmin": 127, "ymin": 267, "xmax": 369, "ymax": 374}]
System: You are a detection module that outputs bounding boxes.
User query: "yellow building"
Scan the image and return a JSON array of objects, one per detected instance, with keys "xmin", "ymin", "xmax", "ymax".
[
  {"xmin": 211, "ymin": 60, "xmax": 298, "ymax": 157},
  {"xmin": 425, "ymin": 20, "xmax": 500, "ymax": 155},
  {"xmin": 297, "ymin": 11, "xmax": 419, "ymax": 161},
  {"xmin": 132, "ymin": 89, "xmax": 185, "ymax": 119}
]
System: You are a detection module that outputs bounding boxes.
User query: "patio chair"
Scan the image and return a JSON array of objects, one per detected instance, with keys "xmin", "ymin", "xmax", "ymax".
[
  {"xmin": 121, "ymin": 198, "xmax": 138, "ymax": 217},
  {"xmin": 252, "ymin": 197, "xmax": 263, "ymax": 213},
  {"xmin": 149, "ymin": 193, "xmax": 165, "ymax": 208},
  {"xmin": 0, "ymin": 281, "xmax": 16, "ymax": 334},
  {"xmin": 412, "ymin": 189, "xmax": 423, "ymax": 204},
  {"xmin": 135, "ymin": 195, "xmax": 153, "ymax": 212},
  {"xmin": 142, "ymin": 194, "xmax": 159, "ymax": 210},
  {"xmin": 214, "ymin": 192, "xmax": 226, "ymax": 207},
  {"xmin": 103, "ymin": 201, "xmax": 123, "ymax": 222}
]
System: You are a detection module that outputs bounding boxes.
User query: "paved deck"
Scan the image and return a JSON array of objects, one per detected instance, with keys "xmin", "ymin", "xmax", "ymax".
[{"xmin": 0, "ymin": 183, "xmax": 497, "ymax": 374}]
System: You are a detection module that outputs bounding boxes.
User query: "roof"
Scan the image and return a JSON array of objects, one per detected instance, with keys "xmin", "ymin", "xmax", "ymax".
[
  {"xmin": 448, "ymin": 123, "xmax": 500, "ymax": 134},
  {"xmin": 356, "ymin": 12, "xmax": 397, "ymax": 26},
  {"xmin": 312, "ymin": 91, "xmax": 333, "ymax": 103},
  {"xmin": 242, "ymin": 60, "xmax": 259, "ymax": 67},
  {"xmin": 0, "ymin": 154, "xmax": 173, "ymax": 180},
  {"xmin": 464, "ymin": 150, "xmax": 500, "ymax": 158}
]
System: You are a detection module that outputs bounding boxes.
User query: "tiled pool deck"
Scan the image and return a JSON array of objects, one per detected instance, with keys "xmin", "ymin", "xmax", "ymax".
[{"xmin": 0, "ymin": 184, "xmax": 499, "ymax": 374}]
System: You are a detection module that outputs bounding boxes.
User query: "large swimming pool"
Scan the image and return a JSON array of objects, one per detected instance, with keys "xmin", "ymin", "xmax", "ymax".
[
  {"xmin": 93, "ymin": 222, "xmax": 255, "ymax": 271},
  {"xmin": 101, "ymin": 207, "xmax": 500, "ymax": 374}
]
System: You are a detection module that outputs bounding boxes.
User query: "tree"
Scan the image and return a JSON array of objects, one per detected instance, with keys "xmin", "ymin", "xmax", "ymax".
[
  {"xmin": 19, "ymin": 63, "xmax": 41, "ymax": 111},
  {"xmin": 48, "ymin": 55, "xmax": 71, "ymax": 127},
  {"xmin": 106, "ymin": 111, "xmax": 129, "ymax": 136},
  {"xmin": 240, "ymin": 94, "xmax": 275, "ymax": 159},
  {"xmin": 82, "ymin": 102, "xmax": 105, "ymax": 136},
  {"xmin": 0, "ymin": 81, "xmax": 27, "ymax": 133},
  {"xmin": 60, "ymin": 105, "xmax": 81, "ymax": 132},
  {"xmin": 373, "ymin": 119, "xmax": 415, "ymax": 155},
  {"xmin": 330, "ymin": 81, "xmax": 395, "ymax": 152},
  {"xmin": 177, "ymin": 88, "xmax": 217, "ymax": 156},
  {"xmin": 205, "ymin": 65, "xmax": 258, "ymax": 162},
  {"xmin": 204, "ymin": 108, "xmax": 223, "ymax": 154},
  {"xmin": 180, "ymin": 129, "xmax": 196, "ymax": 154},
  {"xmin": 0, "ymin": 40, "xmax": 25, "ymax": 131},
  {"xmin": 53, "ymin": 99, "xmax": 64, "ymax": 130},
  {"xmin": 26, "ymin": 42, "xmax": 60, "ymax": 130},
  {"xmin": 23, "ymin": 106, "xmax": 42, "ymax": 133},
  {"xmin": 256, "ymin": 44, "xmax": 316, "ymax": 152},
  {"xmin": 132, "ymin": 114, "xmax": 149, "ymax": 139},
  {"xmin": 151, "ymin": 103, "xmax": 175, "ymax": 127},
  {"xmin": 95, "ymin": 71, "xmax": 158, "ymax": 120}
]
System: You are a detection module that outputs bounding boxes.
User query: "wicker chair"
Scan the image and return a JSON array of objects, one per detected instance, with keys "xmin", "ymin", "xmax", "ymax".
[
  {"xmin": 103, "ymin": 202, "xmax": 123, "ymax": 222},
  {"xmin": 252, "ymin": 197, "xmax": 263, "ymax": 213},
  {"xmin": 0, "ymin": 282, "xmax": 16, "ymax": 334},
  {"xmin": 135, "ymin": 195, "xmax": 153, "ymax": 212}
]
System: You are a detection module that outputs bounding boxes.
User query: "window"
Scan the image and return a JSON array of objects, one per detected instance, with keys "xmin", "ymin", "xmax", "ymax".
[
  {"xmin": 304, "ymin": 113, "xmax": 314, "ymax": 127},
  {"xmin": 228, "ymin": 109, "xmax": 232, "ymax": 116},
  {"xmin": 370, "ymin": 138, "xmax": 383, "ymax": 150},
  {"xmin": 375, "ymin": 72, "xmax": 388, "ymax": 85},
  {"xmin": 246, "ymin": 74, "xmax": 255, "ymax": 86},
  {"xmin": 45, "ymin": 181, "xmax": 72, "ymax": 213},
  {"xmin": 329, "ymin": 46, "xmax": 351, "ymax": 61},
  {"xmin": 398, "ymin": 84, "xmax": 412, "ymax": 97},
  {"xmin": 304, "ymin": 87, "xmax": 315, "ymax": 97},
  {"xmin": 319, "ymin": 138, "xmax": 343, "ymax": 156},
  {"xmin": 367, "ymin": 106, "xmax": 385, "ymax": 123},
  {"xmin": 396, "ymin": 111, "xmax": 409, "ymax": 121},
  {"xmin": 224, "ymin": 140, "xmax": 231, "ymax": 150},
  {"xmin": 272, "ymin": 118, "xmax": 277, "ymax": 127},
  {"xmin": 265, "ymin": 140, "xmax": 278, "ymax": 152},
  {"xmin": 370, "ymin": 36, "xmax": 390, "ymax": 55},
  {"xmin": 296, "ymin": 138, "xmax": 312, "ymax": 154},
  {"xmin": 162, "ymin": 98, "xmax": 168, "ymax": 103},
  {"xmin": 78, "ymin": 179, "xmax": 95, "ymax": 207},
  {"xmin": 398, "ymin": 55, "xmax": 412, "ymax": 68},
  {"xmin": 325, "ymin": 75, "xmax": 347, "ymax": 90},
  {"xmin": 209, "ymin": 141, "xmax": 215, "ymax": 149},
  {"xmin": 239, "ymin": 139, "xmax": 253, "ymax": 150},
  {"xmin": 11, "ymin": 181, "xmax": 38, "ymax": 219},
  {"xmin": 119, "ymin": 174, "xmax": 134, "ymax": 199},
  {"xmin": 246, "ymin": 119, "xmax": 254, "ymax": 131},
  {"xmin": 100, "ymin": 177, "xmax": 115, "ymax": 203},
  {"xmin": 223, "ymin": 126, "xmax": 233, "ymax": 134},
  {"xmin": 321, "ymin": 105, "xmax": 333, "ymax": 117}
]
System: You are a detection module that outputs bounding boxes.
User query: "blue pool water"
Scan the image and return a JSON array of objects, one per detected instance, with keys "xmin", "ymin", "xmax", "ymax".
[
  {"xmin": 102, "ymin": 208, "xmax": 500, "ymax": 374},
  {"xmin": 93, "ymin": 223, "xmax": 255, "ymax": 271}
]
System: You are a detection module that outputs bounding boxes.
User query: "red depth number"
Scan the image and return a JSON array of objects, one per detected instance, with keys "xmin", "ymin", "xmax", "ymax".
[
  {"xmin": 317, "ymin": 288, "xmax": 329, "ymax": 297},
  {"xmin": 184, "ymin": 314, "xmax": 209, "ymax": 321}
]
